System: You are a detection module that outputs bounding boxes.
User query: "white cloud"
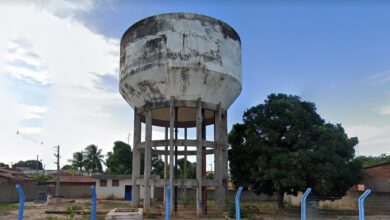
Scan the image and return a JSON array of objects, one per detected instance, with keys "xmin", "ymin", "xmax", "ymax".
[
  {"xmin": 19, "ymin": 104, "xmax": 46, "ymax": 119},
  {"xmin": 373, "ymin": 105, "xmax": 390, "ymax": 116},
  {"xmin": 6, "ymin": 42, "xmax": 43, "ymax": 67},
  {"xmin": 369, "ymin": 70, "xmax": 390, "ymax": 85},
  {"xmin": 4, "ymin": 65, "xmax": 50, "ymax": 85},
  {"xmin": 19, "ymin": 126, "xmax": 42, "ymax": 135},
  {"xmin": 0, "ymin": 3, "xmax": 130, "ymax": 169},
  {"xmin": 345, "ymin": 125, "xmax": 390, "ymax": 156},
  {"xmin": 33, "ymin": 0, "xmax": 96, "ymax": 18},
  {"xmin": 3, "ymin": 38, "xmax": 50, "ymax": 85}
]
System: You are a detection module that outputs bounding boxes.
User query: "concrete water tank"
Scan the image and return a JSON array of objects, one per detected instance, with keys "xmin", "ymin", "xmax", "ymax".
[
  {"xmin": 120, "ymin": 13, "xmax": 242, "ymax": 216},
  {"xmin": 119, "ymin": 13, "xmax": 242, "ymax": 126}
]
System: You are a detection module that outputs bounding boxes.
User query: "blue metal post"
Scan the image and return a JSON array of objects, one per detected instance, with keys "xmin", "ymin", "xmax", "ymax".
[
  {"xmin": 15, "ymin": 184, "xmax": 25, "ymax": 220},
  {"xmin": 235, "ymin": 187, "xmax": 243, "ymax": 220},
  {"xmin": 90, "ymin": 185, "xmax": 96, "ymax": 220},
  {"xmin": 301, "ymin": 188, "xmax": 312, "ymax": 220},
  {"xmin": 358, "ymin": 189, "xmax": 371, "ymax": 220},
  {"xmin": 165, "ymin": 186, "xmax": 171, "ymax": 220}
]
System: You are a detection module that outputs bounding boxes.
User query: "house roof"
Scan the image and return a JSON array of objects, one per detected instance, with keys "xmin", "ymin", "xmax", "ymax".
[
  {"xmin": 93, "ymin": 174, "xmax": 160, "ymax": 180},
  {"xmin": 0, "ymin": 168, "xmax": 35, "ymax": 181},
  {"xmin": 47, "ymin": 173, "xmax": 95, "ymax": 183}
]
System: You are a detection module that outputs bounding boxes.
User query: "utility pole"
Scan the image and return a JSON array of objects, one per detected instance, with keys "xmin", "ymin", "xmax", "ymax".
[
  {"xmin": 54, "ymin": 145, "xmax": 60, "ymax": 197},
  {"xmin": 36, "ymin": 155, "xmax": 39, "ymax": 176}
]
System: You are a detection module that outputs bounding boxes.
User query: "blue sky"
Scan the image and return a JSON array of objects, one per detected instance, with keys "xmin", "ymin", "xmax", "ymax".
[{"xmin": 1, "ymin": 0, "xmax": 390, "ymax": 169}]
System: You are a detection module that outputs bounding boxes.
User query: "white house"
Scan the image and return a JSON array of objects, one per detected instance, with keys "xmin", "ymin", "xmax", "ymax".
[{"xmin": 94, "ymin": 175, "xmax": 158, "ymax": 200}]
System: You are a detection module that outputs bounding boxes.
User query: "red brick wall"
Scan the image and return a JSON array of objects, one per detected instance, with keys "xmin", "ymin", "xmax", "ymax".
[{"xmin": 363, "ymin": 163, "xmax": 390, "ymax": 180}]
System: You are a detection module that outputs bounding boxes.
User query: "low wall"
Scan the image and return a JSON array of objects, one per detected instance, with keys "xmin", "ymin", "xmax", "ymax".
[
  {"xmin": 363, "ymin": 179, "xmax": 390, "ymax": 193},
  {"xmin": 285, "ymin": 190, "xmax": 390, "ymax": 210},
  {"xmin": 0, "ymin": 185, "xmax": 92, "ymax": 203},
  {"xmin": 0, "ymin": 185, "xmax": 51, "ymax": 203},
  {"xmin": 55, "ymin": 186, "xmax": 92, "ymax": 198}
]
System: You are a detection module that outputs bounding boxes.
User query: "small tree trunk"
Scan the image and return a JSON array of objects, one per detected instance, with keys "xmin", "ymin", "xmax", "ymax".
[{"xmin": 277, "ymin": 191, "xmax": 285, "ymax": 209}]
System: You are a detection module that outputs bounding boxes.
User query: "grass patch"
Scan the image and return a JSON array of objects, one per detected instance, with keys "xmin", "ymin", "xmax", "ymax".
[
  {"xmin": 0, "ymin": 203, "xmax": 18, "ymax": 212},
  {"xmin": 227, "ymin": 200, "xmax": 296, "ymax": 218}
]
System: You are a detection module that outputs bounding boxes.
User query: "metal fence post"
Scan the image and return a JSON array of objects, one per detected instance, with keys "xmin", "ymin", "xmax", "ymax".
[
  {"xmin": 235, "ymin": 187, "xmax": 243, "ymax": 220},
  {"xmin": 165, "ymin": 186, "xmax": 171, "ymax": 220},
  {"xmin": 358, "ymin": 189, "xmax": 371, "ymax": 220},
  {"xmin": 15, "ymin": 184, "xmax": 25, "ymax": 220},
  {"xmin": 90, "ymin": 185, "xmax": 96, "ymax": 220},
  {"xmin": 301, "ymin": 188, "xmax": 312, "ymax": 220}
]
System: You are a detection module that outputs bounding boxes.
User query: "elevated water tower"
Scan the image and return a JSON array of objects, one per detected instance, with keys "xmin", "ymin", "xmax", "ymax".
[{"xmin": 119, "ymin": 13, "xmax": 242, "ymax": 216}]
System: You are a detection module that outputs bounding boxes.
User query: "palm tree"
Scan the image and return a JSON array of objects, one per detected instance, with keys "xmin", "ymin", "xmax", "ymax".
[
  {"xmin": 68, "ymin": 151, "xmax": 84, "ymax": 174},
  {"xmin": 84, "ymin": 145, "xmax": 104, "ymax": 174}
]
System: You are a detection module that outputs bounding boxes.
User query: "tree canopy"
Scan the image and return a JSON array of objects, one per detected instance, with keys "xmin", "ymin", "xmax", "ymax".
[
  {"xmin": 0, "ymin": 162, "xmax": 9, "ymax": 168},
  {"xmin": 176, "ymin": 158, "xmax": 196, "ymax": 179},
  {"xmin": 228, "ymin": 94, "xmax": 362, "ymax": 208},
  {"xmin": 106, "ymin": 141, "xmax": 133, "ymax": 174},
  {"xmin": 151, "ymin": 155, "xmax": 165, "ymax": 178},
  {"xmin": 356, "ymin": 154, "xmax": 390, "ymax": 168},
  {"xmin": 84, "ymin": 145, "xmax": 104, "ymax": 173},
  {"xmin": 61, "ymin": 165, "xmax": 74, "ymax": 171},
  {"xmin": 68, "ymin": 151, "xmax": 85, "ymax": 173},
  {"xmin": 12, "ymin": 160, "xmax": 43, "ymax": 170}
]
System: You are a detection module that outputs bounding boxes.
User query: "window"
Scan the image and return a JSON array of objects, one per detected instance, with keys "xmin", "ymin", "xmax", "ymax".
[
  {"xmin": 100, "ymin": 179, "xmax": 107, "ymax": 187},
  {"xmin": 112, "ymin": 179, "xmax": 119, "ymax": 187}
]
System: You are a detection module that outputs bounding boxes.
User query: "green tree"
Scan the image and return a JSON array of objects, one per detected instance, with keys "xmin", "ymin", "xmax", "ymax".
[
  {"xmin": 12, "ymin": 160, "xmax": 43, "ymax": 170},
  {"xmin": 103, "ymin": 140, "xmax": 170, "ymax": 177},
  {"xmin": 176, "ymin": 158, "xmax": 196, "ymax": 179},
  {"xmin": 84, "ymin": 145, "xmax": 104, "ymax": 174},
  {"xmin": 355, "ymin": 154, "xmax": 390, "ymax": 168},
  {"xmin": 151, "ymin": 155, "xmax": 165, "ymax": 178},
  {"xmin": 228, "ymin": 94, "xmax": 362, "ymax": 208},
  {"xmin": 61, "ymin": 164, "xmax": 75, "ymax": 171},
  {"xmin": 106, "ymin": 141, "xmax": 133, "ymax": 174},
  {"xmin": 36, "ymin": 174, "xmax": 52, "ymax": 185},
  {"xmin": 68, "ymin": 151, "xmax": 85, "ymax": 173},
  {"xmin": 0, "ymin": 162, "xmax": 9, "ymax": 168}
]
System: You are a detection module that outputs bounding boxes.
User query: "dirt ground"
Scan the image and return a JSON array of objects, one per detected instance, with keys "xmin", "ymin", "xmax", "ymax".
[
  {"xmin": 0, "ymin": 199, "xmax": 127, "ymax": 220},
  {"xmin": 1, "ymin": 199, "xmax": 390, "ymax": 220}
]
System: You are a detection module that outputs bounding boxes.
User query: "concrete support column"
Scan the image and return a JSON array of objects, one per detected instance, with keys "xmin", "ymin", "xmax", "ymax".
[
  {"xmin": 131, "ymin": 108, "xmax": 141, "ymax": 208},
  {"xmin": 169, "ymin": 97, "xmax": 175, "ymax": 214},
  {"xmin": 214, "ymin": 106, "xmax": 223, "ymax": 212},
  {"xmin": 196, "ymin": 98, "xmax": 204, "ymax": 216},
  {"xmin": 164, "ymin": 126, "xmax": 168, "ymax": 204},
  {"xmin": 183, "ymin": 127, "xmax": 188, "ymax": 206},
  {"xmin": 143, "ymin": 106, "xmax": 152, "ymax": 209},
  {"xmin": 221, "ymin": 111, "xmax": 229, "ymax": 210},
  {"xmin": 201, "ymin": 108, "xmax": 207, "ymax": 214}
]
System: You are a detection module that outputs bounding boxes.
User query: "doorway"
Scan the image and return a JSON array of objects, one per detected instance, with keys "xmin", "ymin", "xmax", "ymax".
[{"xmin": 125, "ymin": 185, "xmax": 132, "ymax": 200}]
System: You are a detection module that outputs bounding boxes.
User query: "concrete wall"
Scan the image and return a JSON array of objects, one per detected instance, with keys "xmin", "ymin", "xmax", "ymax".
[
  {"xmin": 0, "ymin": 185, "xmax": 93, "ymax": 203},
  {"xmin": 285, "ymin": 191, "xmax": 359, "ymax": 210},
  {"xmin": 95, "ymin": 178, "xmax": 154, "ymax": 200},
  {"xmin": 285, "ymin": 190, "xmax": 390, "ymax": 210},
  {"xmin": 0, "ymin": 177, "xmax": 8, "ymax": 185},
  {"xmin": 362, "ymin": 163, "xmax": 390, "ymax": 193},
  {"xmin": 0, "ymin": 185, "xmax": 51, "ymax": 203},
  {"xmin": 59, "ymin": 186, "xmax": 91, "ymax": 198}
]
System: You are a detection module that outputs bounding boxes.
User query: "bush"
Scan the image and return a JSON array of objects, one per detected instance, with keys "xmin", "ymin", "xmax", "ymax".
[
  {"xmin": 66, "ymin": 204, "xmax": 82, "ymax": 218},
  {"xmin": 227, "ymin": 200, "xmax": 258, "ymax": 219}
]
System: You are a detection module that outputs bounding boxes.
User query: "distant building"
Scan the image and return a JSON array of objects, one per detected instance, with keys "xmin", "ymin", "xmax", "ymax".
[
  {"xmin": 94, "ymin": 175, "xmax": 159, "ymax": 200},
  {"xmin": 0, "ymin": 168, "xmax": 36, "ymax": 185},
  {"xmin": 286, "ymin": 161, "xmax": 390, "ymax": 210},
  {"xmin": 361, "ymin": 161, "xmax": 390, "ymax": 192},
  {"xmin": 46, "ymin": 172, "xmax": 95, "ymax": 186}
]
